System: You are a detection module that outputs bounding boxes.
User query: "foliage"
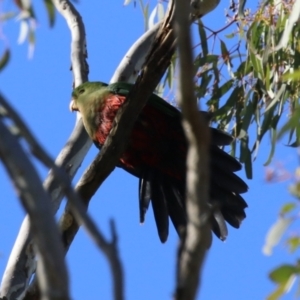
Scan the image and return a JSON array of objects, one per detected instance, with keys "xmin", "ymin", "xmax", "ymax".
[
  {"xmin": 262, "ymin": 166, "xmax": 300, "ymax": 299},
  {"xmin": 1, "ymin": 0, "xmax": 49, "ymax": 59},
  {"xmin": 190, "ymin": 0, "xmax": 300, "ymax": 181}
]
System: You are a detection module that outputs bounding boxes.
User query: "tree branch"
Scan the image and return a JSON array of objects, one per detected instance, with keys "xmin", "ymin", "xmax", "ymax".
[
  {"xmin": 0, "ymin": 90, "xmax": 124, "ymax": 300},
  {"xmin": 0, "ymin": 91, "xmax": 124, "ymax": 300},
  {"xmin": 173, "ymin": 1, "xmax": 211, "ymax": 300},
  {"xmin": 110, "ymin": 21, "xmax": 162, "ymax": 83},
  {"xmin": 0, "ymin": 0, "xmax": 89, "ymax": 298},
  {"xmin": 0, "ymin": 119, "xmax": 70, "ymax": 300}
]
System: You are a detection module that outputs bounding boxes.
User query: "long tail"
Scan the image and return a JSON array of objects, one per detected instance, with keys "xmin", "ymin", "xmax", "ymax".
[{"xmin": 138, "ymin": 127, "xmax": 248, "ymax": 243}]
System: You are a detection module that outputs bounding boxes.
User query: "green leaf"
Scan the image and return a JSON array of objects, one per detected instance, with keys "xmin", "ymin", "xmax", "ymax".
[
  {"xmin": 263, "ymin": 217, "xmax": 292, "ymax": 256},
  {"xmin": 264, "ymin": 128, "xmax": 276, "ymax": 166},
  {"xmin": 28, "ymin": 27, "xmax": 35, "ymax": 44},
  {"xmin": 163, "ymin": 55, "xmax": 176, "ymax": 90},
  {"xmin": 241, "ymin": 96, "xmax": 254, "ymax": 132},
  {"xmin": 235, "ymin": 60, "xmax": 252, "ymax": 78},
  {"xmin": 267, "ymin": 284, "xmax": 287, "ymax": 300},
  {"xmin": 269, "ymin": 265, "xmax": 298, "ymax": 284},
  {"xmin": 198, "ymin": 19, "xmax": 208, "ymax": 56},
  {"xmin": 253, "ymin": 103, "xmax": 276, "ymax": 157},
  {"xmin": 0, "ymin": 49, "xmax": 10, "ymax": 71},
  {"xmin": 265, "ymin": 62, "xmax": 271, "ymax": 91},
  {"xmin": 278, "ymin": 106, "xmax": 300, "ymax": 141},
  {"xmin": 265, "ymin": 84, "xmax": 286, "ymax": 113},
  {"xmin": 280, "ymin": 203, "xmax": 296, "ymax": 215},
  {"xmin": 244, "ymin": 147, "xmax": 252, "ymax": 179},
  {"xmin": 220, "ymin": 39, "xmax": 229, "ymax": 61},
  {"xmin": 209, "ymin": 80, "xmax": 233, "ymax": 103},
  {"xmin": 215, "ymin": 86, "xmax": 243, "ymax": 117},
  {"xmin": 195, "ymin": 55, "xmax": 218, "ymax": 68},
  {"xmin": 267, "ymin": 272, "xmax": 297, "ymax": 300},
  {"xmin": 196, "ymin": 72, "xmax": 212, "ymax": 98},
  {"xmin": 238, "ymin": 0, "xmax": 246, "ymax": 17},
  {"xmin": 282, "ymin": 69, "xmax": 300, "ymax": 81},
  {"xmin": 289, "ymin": 182, "xmax": 300, "ymax": 199},
  {"xmin": 44, "ymin": 0, "xmax": 55, "ymax": 27},
  {"xmin": 218, "ymin": 80, "xmax": 234, "ymax": 96},
  {"xmin": 294, "ymin": 50, "xmax": 300, "ymax": 70},
  {"xmin": 225, "ymin": 32, "xmax": 235, "ymax": 39},
  {"xmin": 239, "ymin": 135, "xmax": 249, "ymax": 162},
  {"xmin": 239, "ymin": 135, "xmax": 252, "ymax": 179},
  {"xmin": 287, "ymin": 236, "xmax": 300, "ymax": 253},
  {"xmin": 249, "ymin": 51, "xmax": 263, "ymax": 79}
]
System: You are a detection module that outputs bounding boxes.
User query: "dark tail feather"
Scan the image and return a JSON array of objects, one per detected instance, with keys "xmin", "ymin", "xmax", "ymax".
[
  {"xmin": 138, "ymin": 167, "xmax": 247, "ymax": 243},
  {"xmin": 150, "ymin": 173, "xmax": 169, "ymax": 243},
  {"xmin": 211, "ymin": 146, "xmax": 242, "ymax": 172},
  {"xmin": 210, "ymin": 128, "xmax": 234, "ymax": 146},
  {"xmin": 161, "ymin": 179, "xmax": 186, "ymax": 239},
  {"xmin": 139, "ymin": 171, "xmax": 152, "ymax": 223},
  {"xmin": 211, "ymin": 208, "xmax": 228, "ymax": 241},
  {"xmin": 211, "ymin": 166, "xmax": 248, "ymax": 194},
  {"xmin": 139, "ymin": 171, "xmax": 186, "ymax": 242},
  {"xmin": 211, "ymin": 186, "xmax": 247, "ymax": 228},
  {"xmin": 222, "ymin": 209, "xmax": 246, "ymax": 228}
]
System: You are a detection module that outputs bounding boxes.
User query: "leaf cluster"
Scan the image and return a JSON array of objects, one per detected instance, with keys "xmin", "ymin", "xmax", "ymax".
[{"xmin": 189, "ymin": 0, "xmax": 300, "ymax": 178}]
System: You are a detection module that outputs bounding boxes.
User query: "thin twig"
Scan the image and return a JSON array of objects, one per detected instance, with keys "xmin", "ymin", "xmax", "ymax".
[{"xmin": 174, "ymin": 0, "xmax": 211, "ymax": 300}]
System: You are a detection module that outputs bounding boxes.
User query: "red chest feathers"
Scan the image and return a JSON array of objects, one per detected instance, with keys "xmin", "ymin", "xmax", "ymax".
[
  {"xmin": 94, "ymin": 94, "xmax": 125, "ymax": 145},
  {"xmin": 94, "ymin": 93, "xmax": 185, "ymax": 179}
]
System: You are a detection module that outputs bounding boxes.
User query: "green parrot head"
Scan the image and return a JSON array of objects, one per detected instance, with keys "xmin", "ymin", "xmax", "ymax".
[
  {"xmin": 70, "ymin": 81, "xmax": 108, "ymax": 112},
  {"xmin": 70, "ymin": 81, "xmax": 109, "ymax": 139}
]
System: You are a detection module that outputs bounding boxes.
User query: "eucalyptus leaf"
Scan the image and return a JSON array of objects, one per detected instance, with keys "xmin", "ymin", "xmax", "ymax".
[{"xmin": 263, "ymin": 217, "xmax": 293, "ymax": 256}]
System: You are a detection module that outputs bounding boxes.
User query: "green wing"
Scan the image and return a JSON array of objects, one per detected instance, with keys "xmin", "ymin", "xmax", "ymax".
[{"xmin": 107, "ymin": 82, "xmax": 181, "ymax": 118}]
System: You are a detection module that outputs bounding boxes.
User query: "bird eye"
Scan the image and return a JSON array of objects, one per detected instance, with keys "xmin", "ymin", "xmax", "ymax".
[{"xmin": 79, "ymin": 89, "xmax": 85, "ymax": 94}]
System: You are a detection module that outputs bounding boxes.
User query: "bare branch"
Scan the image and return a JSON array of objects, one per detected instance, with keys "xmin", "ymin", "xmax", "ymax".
[
  {"xmin": 52, "ymin": 0, "xmax": 88, "ymax": 86},
  {"xmin": 25, "ymin": 217, "xmax": 124, "ymax": 300},
  {"xmin": 0, "ymin": 0, "xmax": 90, "ymax": 298},
  {"xmin": 173, "ymin": 1, "xmax": 211, "ymax": 300},
  {"xmin": 110, "ymin": 21, "xmax": 162, "ymax": 83},
  {"xmin": 0, "ymin": 119, "xmax": 69, "ymax": 300}
]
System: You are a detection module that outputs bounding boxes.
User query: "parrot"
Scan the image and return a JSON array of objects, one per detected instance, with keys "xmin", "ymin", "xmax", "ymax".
[{"xmin": 70, "ymin": 81, "xmax": 248, "ymax": 243}]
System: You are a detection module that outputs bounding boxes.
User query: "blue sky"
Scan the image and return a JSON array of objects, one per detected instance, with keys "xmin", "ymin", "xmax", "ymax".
[{"xmin": 0, "ymin": 1, "xmax": 299, "ymax": 299}]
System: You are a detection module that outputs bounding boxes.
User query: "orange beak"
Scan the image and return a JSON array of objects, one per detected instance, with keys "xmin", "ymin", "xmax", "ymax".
[{"xmin": 69, "ymin": 99, "xmax": 78, "ymax": 112}]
